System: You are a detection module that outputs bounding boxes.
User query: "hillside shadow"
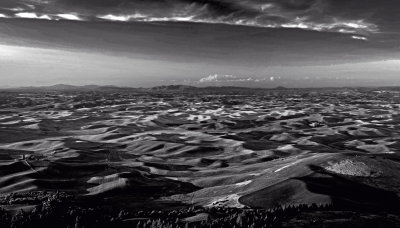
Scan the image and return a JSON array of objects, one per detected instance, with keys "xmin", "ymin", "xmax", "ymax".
[{"xmin": 294, "ymin": 164, "xmax": 400, "ymax": 212}]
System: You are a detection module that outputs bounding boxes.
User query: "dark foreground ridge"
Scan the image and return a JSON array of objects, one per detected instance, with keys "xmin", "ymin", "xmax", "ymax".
[{"xmin": 0, "ymin": 191, "xmax": 399, "ymax": 228}]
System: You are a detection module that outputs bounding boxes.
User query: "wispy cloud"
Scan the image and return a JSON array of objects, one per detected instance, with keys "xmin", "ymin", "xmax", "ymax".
[
  {"xmin": 0, "ymin": 0, "xmax": 389, "ymax": 34},
  {"xmin": 95, "ymin": 13, "xmax": 377, "ymax": 34}
]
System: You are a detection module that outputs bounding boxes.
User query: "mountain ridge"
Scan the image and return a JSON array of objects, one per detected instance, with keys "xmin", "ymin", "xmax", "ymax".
[{"xmin": 3, "ymin": 84, "xmax": 400, "ymax": 93}]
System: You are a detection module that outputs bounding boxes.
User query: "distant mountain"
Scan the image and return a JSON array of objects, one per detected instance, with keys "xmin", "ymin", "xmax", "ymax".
[
  {"xmin": 44, "ymin": 84, "xmax": 80, "ymax": 90},
  {"xmin": 151, "ymin": 85, "xmax": 197, "ymax": 91},
  {"xmin": 0, "ymin": 84, "xmax": 141, "ymax": 92},
  {"xmin": 274, "ymin": 86, "xmax": 288, "ymax": 90},
  {"xmin": 0, "ymin": 84, "xmax": 297, "ymax": 93}
]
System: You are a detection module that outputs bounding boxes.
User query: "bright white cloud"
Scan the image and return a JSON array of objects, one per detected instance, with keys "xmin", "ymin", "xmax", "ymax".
[
  {"xmin": 15, "ymin": 12, "xmax": 51, "ymax": 20},
  {"xmin": 198, "ymin": 74, "xmax": 269, "ymax": 83},
  {"xmin": 98, "ymin": 13, "xmax": 147, "ymax": 22},
  {"xmin": 57, "ymin": 14, "xmax": 82, "ymax": 21},
  {"xmin": 98, "ymin": 14, "xmax": 130, "ymax": 22},
  {"xmin": 15, "ymin": 12, "xmax": 84, "ymax": 21},
  {"xmin": 0, "ymin": 13, "xmax": 8, "ymax": 18},
  {"xmin": 351, "ymin": 35, "xmax": 368, "ymax": 41},
  {"xmin": 199, "ymin": 74, "xmax": 236, "ymax": 83}
]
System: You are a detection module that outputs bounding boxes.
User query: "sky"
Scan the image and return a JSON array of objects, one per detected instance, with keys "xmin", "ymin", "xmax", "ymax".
[{"xmin": 1, "ymin": 0, "xmax": 400, "ymax": 88}]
